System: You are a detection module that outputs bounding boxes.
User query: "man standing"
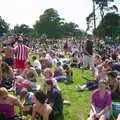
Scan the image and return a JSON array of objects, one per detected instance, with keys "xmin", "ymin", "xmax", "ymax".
[
  {"xmin": 14, "ymin": 37, "xmax": 30, "ymax": 73},
  {"xmin": 82, "ymin": 34, "xmax": 94, "ymax": 72}
]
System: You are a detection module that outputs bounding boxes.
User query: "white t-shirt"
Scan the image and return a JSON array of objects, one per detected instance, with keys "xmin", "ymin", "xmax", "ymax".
[{"xmin": 33, "ymin": 59, "xmax": 41, "ymax": 70}]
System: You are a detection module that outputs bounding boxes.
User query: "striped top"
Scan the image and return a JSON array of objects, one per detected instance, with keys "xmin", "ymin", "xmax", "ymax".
[{"xmin": 15, "ymin": 44, "xmax": 29, "ymax": 61}]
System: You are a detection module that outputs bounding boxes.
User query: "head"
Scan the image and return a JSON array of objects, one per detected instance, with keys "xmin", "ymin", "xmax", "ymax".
[
  {"xmin": 26, "ymin": 61, "xmax": 32, "ymax": 68},
  {"xmin": 42, "ymin": 51, "xmax": 46, "ymax": 57},
  {"xmin": 19, "ymin": 88, "xmax": 28, "ymax": 101},
  {"xmin": 87, "ymin": 34, "xmax": 93, "ymax": 40},
  {"xmin": 0, "ymin": 62, "xmax": 10, "ymax": 73},
  {"xmin": 95, "ymin": 54, "xmax": 101, "ymax": 60},
  {"xmin": 57, "ymin": 62, "xmax": 61, "ymax": 66},
  {"xmin": 34, "ymin": 91, "xmax": 46, "ymax": 104},
  {"xmin": 32, "ymin": 56, "xmax": 37, "ymax": 61},
  {"xmin": 0, "ymin": 87, "xmax": 8, "ymax": 99},
  {"xmin": 44, "ymin": 68, "xmax": 53, "ymax": 78},
  {"xmin": 45, "ymin": 80, "xmax": 53, "ymax": 91},
  {"xmin": 98, "ymin": 79, "xmax": 107, "ymax": 90}
]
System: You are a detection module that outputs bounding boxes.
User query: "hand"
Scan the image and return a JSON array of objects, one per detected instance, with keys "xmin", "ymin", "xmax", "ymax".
[{"xmin": 95, "ymin": 113, "xmax": 101, "ymax": 118}]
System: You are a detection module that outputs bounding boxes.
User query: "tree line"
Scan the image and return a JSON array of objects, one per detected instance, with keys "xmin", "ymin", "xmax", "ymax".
[{"xmin": 0, "ymin": 7, "xmax": 120, "ymax": 41}]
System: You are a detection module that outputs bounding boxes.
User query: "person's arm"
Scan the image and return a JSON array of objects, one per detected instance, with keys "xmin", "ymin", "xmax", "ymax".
[
  {"xmin": 31, "ymin": 104, "xmax": 36, "ymax": 120},
  {"xmin": 96, "ymin": 105, "xmax": 110, "ymax": 118},
  {"xmin": 21, "ymin": 69, "xmax": 27, "ymax": 77},
  {"xmin": 111, "ymin": 82, "xmax": 118, "ymax": 93},
  {"xmin": 12, "ymin": 95, "xmax": 24, "ymax": 112},
  {"xmin": 43, "ymin": 106, "xmax": 52, "ymax": 120},
  {"xmin": 91, "ymin": 103, "xmax": 96, "ymax": 114},
  {"xmin": 31, "ymin": 68, "xmax": 38, "ymax": 78}
]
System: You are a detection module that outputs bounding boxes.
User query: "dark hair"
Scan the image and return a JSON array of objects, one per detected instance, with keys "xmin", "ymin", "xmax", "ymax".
[
  {"xmin": 108, "ymin": 71, "xmax": 117, "ymax": 78},
  {"xmin": 46, "ymin": 80, "xmax": 53, "ymax": 86},
  {"xmin": 32, "ymin": 56, "xmax": 37, "ymax": 60},
  {"xmin": 34, "ymin": 91, "xmax": 46, "ymax": 104}
]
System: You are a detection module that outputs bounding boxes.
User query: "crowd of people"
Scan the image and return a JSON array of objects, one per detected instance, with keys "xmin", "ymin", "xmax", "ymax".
[{"xmin": 0, "ymin": 33, "xmax": 120, "ymax": 120}]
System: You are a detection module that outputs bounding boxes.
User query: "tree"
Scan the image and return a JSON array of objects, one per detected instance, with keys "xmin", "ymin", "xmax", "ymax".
[
  {"xmin": 34, "ymin": 8, "xmax": 63, "ymax": 38},
  {"xmin": 95, "ymin": 12, "xmax": 120, "ymax": 39},
  {"xmin": 86, "ymin": 0, "xmax": 117, "ymax": 32},
  {"xmin": 62, "ymin": 22, "xmax": 79, "ymax": 37},
  {"xmin": 13, "ymin": 24, "xmax": 33, "ymax": 36},
  {"xmin": 0, "ymin": 16, "xmax": 9, "ymax": 36}
]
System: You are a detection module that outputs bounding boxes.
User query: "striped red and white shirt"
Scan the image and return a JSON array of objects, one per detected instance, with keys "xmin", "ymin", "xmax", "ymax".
[{"xmin": 15, "ymin": 44, "xmax": 29, "ymax": 61}]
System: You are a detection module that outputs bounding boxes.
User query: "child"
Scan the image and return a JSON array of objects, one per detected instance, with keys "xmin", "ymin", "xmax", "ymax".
[
  {"xmin": 65, "ymin": 65, "xmax": 73, "ymax": 83},
  {"xmin": 19, "ymin": 88, "xmax": 34, "ymax": 113},
  {"xmin": 41, "ymin": 68, "xmax": 60, "ymax": 92}
]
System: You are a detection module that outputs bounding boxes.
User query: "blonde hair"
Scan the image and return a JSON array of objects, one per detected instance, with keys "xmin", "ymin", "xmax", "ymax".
[
  {"xmin": 0, "ymin": 87, "xmax": 8, "ymax": 97},
  {"xmin": 44, "ymin": 68, "xmax": 53, "ymax": 77}
]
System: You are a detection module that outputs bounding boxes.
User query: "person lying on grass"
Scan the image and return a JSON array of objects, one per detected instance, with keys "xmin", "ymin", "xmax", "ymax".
[
  {"xmin": 31, "ymin": 90, "xmax": 52, "ymax": 120},
  {"xmin": 88, "ymin": 79, "xmax": 111, "ymax": 120}
]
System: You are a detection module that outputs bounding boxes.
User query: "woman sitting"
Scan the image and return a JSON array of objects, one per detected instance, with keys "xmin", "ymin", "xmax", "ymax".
[
  {"xmin": 88, "ymin": 79, "xmax": 111, "ymax": 120},
  {"xmin": 0, "ymin": 87, "xmax": 23, "ymax": 120},
  {"xmin": 41, "ymin": 68, "xmax": 60, "ymax": 92},
  {"xmin": 54, "ymin": 62, "xmax": 63, "ymax": 77},
  {"xmin": 0, "ymin": 62, "xmax": 15, "ymax": 89},
  {"xmin": 31, "ymin": 91, "xmax": 52, "ymax": 120},
  {"xmin": 21, "ymin": 61, "xmax": 38, "ymax": 82}
]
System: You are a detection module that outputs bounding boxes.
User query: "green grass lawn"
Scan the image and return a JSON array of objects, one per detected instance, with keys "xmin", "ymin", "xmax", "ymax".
[
  {"xmin": 16, "ymin": 55, "xmax": 94, "ymax": 119},
  {"xmin": 17, "ymin": 68, "xmax": 93, "ymax": 120},
  {"xmin": 57, "ymin": 68, "xmax": 93, "ymax": 120}
]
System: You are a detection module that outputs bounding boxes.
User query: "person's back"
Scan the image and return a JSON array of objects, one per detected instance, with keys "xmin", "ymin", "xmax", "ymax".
[
  {"xmin": 31, "ymin": 91, "xmax": 52, "ymax": 120},
  {"xmin": 47, "ymin": 86, "xmax": 63, "ymax": 116},
  {"xmin": 0, "ymin": 87, "xmax": 23, "ymax": 119}
]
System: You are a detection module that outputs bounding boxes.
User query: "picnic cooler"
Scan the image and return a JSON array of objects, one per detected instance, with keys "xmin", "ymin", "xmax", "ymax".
[{"xmin": 111, "ymin": 102, "xmax": 120, "ymax": 116}]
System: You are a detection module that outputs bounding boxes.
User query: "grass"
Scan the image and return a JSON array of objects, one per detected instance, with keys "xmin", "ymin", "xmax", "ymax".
[
  {"xmin": 15, "ymin": 55, "xmax": 94, "ymax": 119},
  {"xmin": 57, "ymin": 69, "xmax": 93, "ymax": 120},
  {"xmin": 15, "ymin": 68, "xmax": 93, "ymax": 120}
]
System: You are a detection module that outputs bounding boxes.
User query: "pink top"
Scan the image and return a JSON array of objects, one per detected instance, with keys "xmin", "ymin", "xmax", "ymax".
[
  {"xmin": 0, "ymin": 104, "xmax": 14, "ymax": 117},
  {"xmin": 92, "ymin": 89, "xmax": 111, "ymax": 108}
]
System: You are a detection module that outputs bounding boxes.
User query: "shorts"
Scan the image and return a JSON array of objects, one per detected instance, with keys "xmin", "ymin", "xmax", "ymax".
[
  {"xmin": 95, "ymin": 107, "xmax": 111, "ymax": 119},
  {"xmin": 15, "ymin": 59, "xmax": 25, "ymax": 69},
  {"xmin": 82, "ymin": 55, "xmax": 94, "ymax": 69}
]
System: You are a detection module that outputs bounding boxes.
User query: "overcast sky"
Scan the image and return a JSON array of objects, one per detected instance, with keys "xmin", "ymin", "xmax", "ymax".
[{"xmin": 0, "ymin": 0, "xmax": 119, "ymax": 30}]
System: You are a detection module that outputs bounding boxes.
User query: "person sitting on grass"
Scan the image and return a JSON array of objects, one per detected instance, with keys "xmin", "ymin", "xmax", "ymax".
[
  {"xmin": 64, "ymin": 65, "xmax": 73, "ymax": 83},
  {"xmin": 54, "ymin": 62, "xmax": 63, "ymax": 77},
  {"xmin": 31, "ymin": 90, "xmax": 52, "ymax": 120},
  {"xmin": 45, "ymin": 80, "xmax": 63, "ymax": 117},
  {"xmin": 107, "ymin": 71, "xmax": 120, "ymax": 100},
  {"xmin": 41, "ymin": 68, "xmax": 60, "ymax": 92},
  {"xmin": 19, "ymin": 88, "xmax": 34, "ymax": 113},
  {"xmin": 21, "ymin": 61, "xmax": 38, "ymax": 82},
  {"xmin": 32, "ymin": 56, "xmax": 41, "ymax": 76},
  {"xmin": 0, "ymin": 62, "xmax": 15, "ymax": 89},
  {"xmin": 88, "ymin": 79, "xmax": 111, "ymax": 120},
  {"xmin": 0, "ymin": 87, "xmax": 23, "ymax": 120}
]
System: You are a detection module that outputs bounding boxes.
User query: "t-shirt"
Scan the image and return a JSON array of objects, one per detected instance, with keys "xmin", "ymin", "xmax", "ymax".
[
  {"xmin": 85, "ymin": 40, "xmax": 93, "ymax": 55},
  {"xmin": 92, "ymin": 89, "xmax": 111, "ymax": 108},
  {"xmin": 33, "ymin": 60, "xmax": 41, "ymax": 70}
]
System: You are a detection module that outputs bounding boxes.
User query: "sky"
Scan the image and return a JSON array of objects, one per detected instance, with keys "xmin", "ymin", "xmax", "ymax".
[{"xmin": 0, "ymin": 0, "xmax": 119, "ymax": 30}]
